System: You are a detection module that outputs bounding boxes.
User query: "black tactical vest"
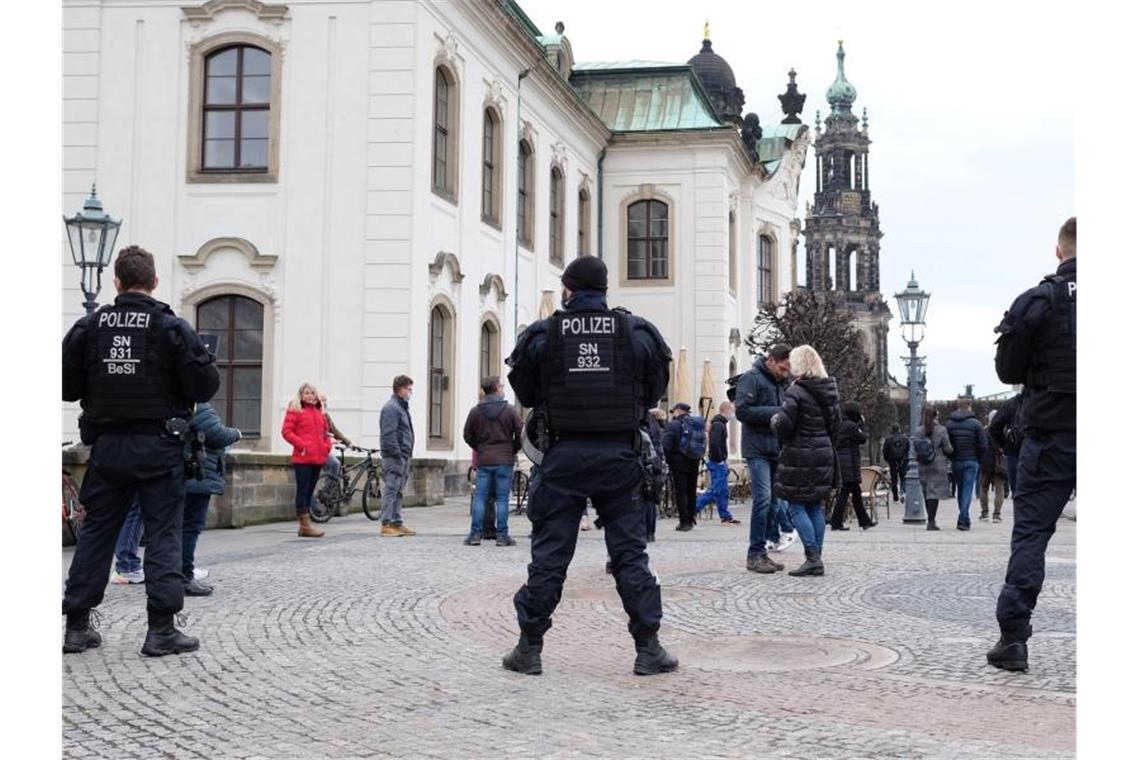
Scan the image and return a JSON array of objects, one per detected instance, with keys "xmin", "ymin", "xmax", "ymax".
[
  {"xmin": 83, "ymin": 299, "xmax": 185, "ymax": 422},
  {"xmin": 540, "ymin": 308, "xmax": 641, "ymax": 434},
  {"xmin": 1026, "ymin": 273, "xmax": 1076, "ymax": 395}
]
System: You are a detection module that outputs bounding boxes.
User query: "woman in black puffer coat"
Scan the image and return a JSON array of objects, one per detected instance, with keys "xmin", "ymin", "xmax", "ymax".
[
  {"xmin": 830, "ymin": 402, "xmax": 876, "ymax": 531},
  {"xmin": 771, "ymin": 345, "xmax": 841, "ymax": 577}
]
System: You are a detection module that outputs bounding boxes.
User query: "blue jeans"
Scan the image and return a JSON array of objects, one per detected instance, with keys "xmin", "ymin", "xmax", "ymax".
[
  {"xmin": 952, "ymin": 460, "xmax": 980, "ymax": 526},
  {"xmin": 471, "ymin": 465, "xmax": 513, "ymax": 536},
  {"xmin": 114, "ymin": 498, "xmax": 144, "ymax": 575},
  {"xmin": 695, "ymin": 459, "xmax": 732, "ymax": 519},
  {"xmin": 747, "ymin": 457, "xmax": 777, "ymax": 557},
  {"xmin": 787, "ymin": 502, "xmax": 826, "ymax": 553},
  {"xmin": 768, "ymin": 498, "xmax": 793, "ymax": 536}
]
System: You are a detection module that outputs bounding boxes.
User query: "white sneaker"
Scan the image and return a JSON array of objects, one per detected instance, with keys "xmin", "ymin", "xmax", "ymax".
[
  {"xmin": 774, "ymin": 530, "xmax": 798, "ymax": 553},
  {"xmin": 765, "ymin": 540, "xmax": 776, "ymax": 553},
  {"xmin": 193, "ymin": 567, "xmax": 209, "ymax": 581},
  {"xmin": 111, "ymin": 569, "xmax": 144, "ymax": 585}
]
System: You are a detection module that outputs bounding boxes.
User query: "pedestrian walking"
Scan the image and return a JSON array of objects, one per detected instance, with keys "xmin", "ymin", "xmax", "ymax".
[
  {"xmin": 181, "ymin": 399, "xmax": 241, "ymax": 596},
  {"xmin": 378, "ymin": 375, "xmax": 417, "ymax": 537},
  {"xmin": 281, "ymin": 383, "xmax": 332, "ymax": 538},
  {"xmin": 502, "ymin": 256, "xmax": 677, "ymax": 677},
  {"xmin": 978, "ymin": 410, "xmax": 1008, "ymax": 522},
  {"xmin": 946, "ymin": 398, "xmax": 988, "ymax": 529},
  {"xmin": 989, "ymin": 390, "xmax": 1025, "ymax": 499},
  {"xmin": 733, "ymin": 344, "xmax": 792, "ymax": 574},
  {"xmin": 882, "ymin": 424, "xmax": 909, "ymax": 503},
  {"xmin": 695, "ymin": 401, "xmax": 739, "ymax": 524},
  {"xmin": 662, "ymin": 403, "xmax": 704, "ymax": 531},
  {"xmin": 770, "ymin": 345, "xmax": 840, "ymax": 577},
  {"xmin": 918, "ymin": 406, "xmax": 954, "ymax": 530},
  {"xmin": 829, "ymin": 402, "xmax": 876, "ymax": 531},
  {"xmin": 462, "ymin": 376, "xmax": 523, "ymax": 546},
  {"xmin": 988, "ymin": 216, "xmax": 1076, "ymax": 672},
  {"xmin": 61, "ymin": 245, "xmax": 220, "ymax": 656}
]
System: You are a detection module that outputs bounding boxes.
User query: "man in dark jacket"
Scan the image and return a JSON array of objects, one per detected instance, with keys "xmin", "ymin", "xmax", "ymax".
[
  {"xmin": 379, "ymin": 375, "xmax": 416, "ymax": 537},
  {"xmin": 988, "ymin": 391, "xmax": 1025, "ymax": 498},
  {"xmin": 882, "ymin": 425, "xmax": 909, "ymax": 502},
  {"xmin": 662, "ymin": 403, "xmax": 702, "ymax": 531},
  {"xmin": 463, "ymin": 376, "xmax": 523, "ymax": 546},
  {"xmin": 945, "ymin": 399, "xmax": 988, "ymax": 530},
  {"xmin": 732, "ymin": 345, "xmax": 791, "ymax": 573},
  {"xmin": 830, "ymin": 403, "xmax": 875, "ymax": 530},
  {"xmin": 695, "ymin": 401, "xmax": 738, "ymax": 524}
]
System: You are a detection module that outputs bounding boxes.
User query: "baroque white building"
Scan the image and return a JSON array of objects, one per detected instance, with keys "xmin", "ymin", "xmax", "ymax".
[{"xmin": 62, "ymin": 0, "xmax": 809, "ymax": 468}]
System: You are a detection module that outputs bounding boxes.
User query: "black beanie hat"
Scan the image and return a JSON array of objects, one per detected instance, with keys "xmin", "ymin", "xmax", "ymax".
[{"xmin": 561, "ymin": 256, "xmax": 608, "ymax": 292}]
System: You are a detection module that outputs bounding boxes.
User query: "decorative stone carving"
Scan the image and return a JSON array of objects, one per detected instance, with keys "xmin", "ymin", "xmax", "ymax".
[
  {"xmin": 551, "ymin": 140, "xmax": 568, "ymax": 170},
  {"xmin": 178, "ymin": 237, "xmax": 279, "ymax": 271},
  {"xmin": 520, "ymin": 120, "xmax": 537, "ymax": 147},
  {"xmin": 484, "ymin": 79, "xmax": 506, "ymax": 114},
  {"xmin": 181, "ymin": 0, "xmax": 289, "ymax": 27},
  {"xmin": 479, "ymin": 273, "xmax": 508, "ymax": 303},
  {"xmin": 436, "ymin": 31, "xmax": 459, "ymax": 69},
  {"xmin": 428, "ymin": 251, "xmax": 464, "ymax": 284}
]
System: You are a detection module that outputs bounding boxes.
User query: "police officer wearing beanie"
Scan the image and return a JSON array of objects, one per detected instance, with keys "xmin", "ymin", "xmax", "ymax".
[
  {"xmin": 502, "ymin": 255, "xmax": 677, "ymax": 676},
  {"xmin": 62, "ymin": 246, "xmax": 220, "ymax": 657},
  {"xmin": 987, "ymin": 217, "xmax": 1076, "ymax": 672}
]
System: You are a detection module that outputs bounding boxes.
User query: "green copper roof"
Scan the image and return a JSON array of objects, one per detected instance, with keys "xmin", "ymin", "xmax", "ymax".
[
  {"xmin": 569, "ymin": 65, "xmax": 724, "ymax": 131},
  {"xmin": 825, "ymin": 40, "xmax": 858, "ymax": 113},
  {"xmin": 574, "ymin": 60, "xmax": 683, "ymax": 71},
  {"xmin": 503, "ymin": 0, "xmax": 543, "ymax": 37},
  {"xmin": 755, "ymin": 123, "xmax": 808, "ymax": 173}
]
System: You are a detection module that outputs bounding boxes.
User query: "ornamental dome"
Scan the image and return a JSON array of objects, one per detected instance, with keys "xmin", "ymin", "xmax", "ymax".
[
  {"xmin": 686, "ymin": 32, "xmax": 744, "ymax": 125},
  {"xmin": 825, "ymin": 40, "xmax": 858, "ymax": 113}
]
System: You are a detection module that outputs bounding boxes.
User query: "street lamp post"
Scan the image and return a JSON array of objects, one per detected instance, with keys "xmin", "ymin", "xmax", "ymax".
[
  {"xmin": 894, "ymin": 271, "xmax": 931, "ymax": 523},
  {"xmin": 63, "ymin": 184, "xmax": 122, "ymax": 315}
]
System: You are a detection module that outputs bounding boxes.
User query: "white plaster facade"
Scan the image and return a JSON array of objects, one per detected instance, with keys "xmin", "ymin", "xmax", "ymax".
[{"xmin": 62, "ymin": 0, "xmax": 806, "ymax": 462}]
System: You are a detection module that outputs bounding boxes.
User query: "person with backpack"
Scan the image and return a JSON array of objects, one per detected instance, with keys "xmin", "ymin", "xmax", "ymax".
[
  {"xmin": 988, "ymin": 390, "xmax": 1025, "ymax": 499},
  {"xmin": 662, "ymin": 402, "xmax": 705, "ymax": 531},
  {"xmin": 830, "ymin": 403, "xmax": 876, "ymax": 531},
  {"xmin": 945, "ymin": 398, "xmax": 989, "ymax": 530},
  {"xmin": 917, "ymin": 406, "xmax": 954, "ymax": 530},
  {"xmin": 882, "ymin": 425, "xmax": 910, "ymax": 503},
  {"xmin": 695, "ymin": 401, "xmax": 739, "ymax": 524},
  {"xmin": 978, "ymin": 410, "xmax": 1008, "ymax": 522}
]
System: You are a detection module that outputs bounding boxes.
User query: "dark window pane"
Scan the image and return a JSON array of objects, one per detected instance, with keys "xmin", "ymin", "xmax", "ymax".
[
  {"xmin": 650, "ymin": 200, "xmax": 668, "ymax": 220},
  {"xmin": 214, "ymin": 365, "xmax": 230, "ymax": 409},
  {"xmin": 239, "ymin": 139, "xmax": 268, "ymax": 168},
  {"xmin": 649, "ymin": 217, "xmax": 668, "ymax": 238},
  {"xmin": 628, "ymin": 240, "xmax": 646, "ymax": 278},
  {"xmin": 215, "ymin": 329, "xmax": 231, "ymax": 361},
  {"xmin": 207, "ymin": 48, "xmax": 238, "ymax": 77},
  {"xmin": 242, "ymin": 75, "xmax": 270, "ymax": 104},
  {"xmin": 651, "ymin": 255, "xmax": 668, "ymax": 279},
  {"xmin": 240, "ymin": 110, "xmax": 268, "ymax": 139},
  {"xmin": 234, "ymin": 330, "xmax": 263, "ymax": 361},
  {"xmin": 651, "ymin": 239, "xmax": 667, "ymax": 267},
  {"xmin": 197, "ymin": 299, "xmax": 229, "ymax": 330},
  {"xmin": 628, "ymin": 211, "xmax": 646, "ymax": 239},
  {"xmin": 204, "ymin": 111, "xmax": 235, "ymax": 139},
  {"xmin": 233, "ymin": 296, "xmax": 263, "ymax": 329},
  {"xmin": 204, "ymin": 139, "xmax": 235, "ymax": 168},
  {"xmin": 232, "ymin": 400, "xmax": 260, "ymax": 436},
  {"xmin": 206, "ymin": 76, "xmax": 237, "ymax": 105},
  {"xmin": 232, "ymin": 367, "xmax": 262, "ymax": 400},
  {"xmin": 242, "ymin": 47, "xmax": 271, "ymax": 76}
]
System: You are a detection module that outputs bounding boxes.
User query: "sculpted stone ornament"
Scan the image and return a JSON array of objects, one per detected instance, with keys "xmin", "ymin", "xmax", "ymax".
[
  {"xmin": 485, "ymin": 79, "xmax": 506, "ymax": 113},
  {"xmin": 778, "ymin": 69, "xmax": 807, "ymax": 125},
  {"xmin": 741, "ymin": 112, "xmax": 763, "ymax": 163}
]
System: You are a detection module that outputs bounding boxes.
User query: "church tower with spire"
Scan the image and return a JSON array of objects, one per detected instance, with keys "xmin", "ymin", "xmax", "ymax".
[{"xmin": 802, "ymin": 41, "xmax": 891, "ymax": 384}]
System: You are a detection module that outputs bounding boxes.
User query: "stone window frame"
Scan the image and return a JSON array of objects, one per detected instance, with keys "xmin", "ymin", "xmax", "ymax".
[
  {"xmin": 549, "ymin": 165, "xmax": 565, "ymax": 267},
  {"xmin": 577, "ymin": 184, "xmax": 591, "ymax": 257},
  {"xmin": 186, "ymin": 32, "xmax": 283, "ymax": 184},
  {"xmin": 757, "ymin": 233, "xmax": 775, "ymax": 308},
  {"xmin": 480, "ymin": 105, "xmax": 503, "ymax": 228},
  {"xmin": 181, "ymin": 282, "xmax": 276, "ymax": 452},
  {"xmin": 431, "ymin": 63, "xmax": 461, "ymax": 204},
  {"xmin": 516, "ymin": 137, "xmax": 535, "ymax": 250},
  {"xmin": 479, "ymin": 313, "xmax": 502, "ymax": 383},
  {"xmin": 618, "ymin": 186, "xmax": 675, "ymax": 287},
  {"xmin": 427, "ymin": 295, "xmax": 457, "ymax": 449}
]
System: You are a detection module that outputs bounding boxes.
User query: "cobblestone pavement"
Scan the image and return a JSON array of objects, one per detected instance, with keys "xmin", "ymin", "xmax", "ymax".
[{"xmin": 62, "ymin": 495, "xmax": 1075, "ymax": 759}]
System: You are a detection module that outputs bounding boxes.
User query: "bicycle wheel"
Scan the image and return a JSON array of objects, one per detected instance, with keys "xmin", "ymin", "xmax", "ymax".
[
  {"xmin": 361, "ymin": 469, "xmax": 383, "ymax": 520},
  {"xmin": 63, "ymin": 476, "xmax": 84, "ymax": 545},
  {"xmin": 311, "ymin": 472, "xmax": 341, "ymax": 523}
]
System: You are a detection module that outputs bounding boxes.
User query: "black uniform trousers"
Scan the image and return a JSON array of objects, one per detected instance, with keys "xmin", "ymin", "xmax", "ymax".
[
  {"xmin": 514, "ymin": 441, "xmax": 662, "ymax": 646},
  {"xmin": 995, "ymin": 431, "xmax": 1076, "ymax": 642},
  {"xmin": 670, "ymin": 458, "xmax": 700, "ymax": 526},
  {"xmin": 63, "ymin": 434, "xmax": 187, "ymax": 624},
  {"xmin": 887, "ymin": 460, "xmax": 904, "ymax": 501}
]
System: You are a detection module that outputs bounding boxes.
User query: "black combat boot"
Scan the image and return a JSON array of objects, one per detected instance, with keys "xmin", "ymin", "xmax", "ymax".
[
  {"xmin": 986, "ymin": 636, "xmax": 1028, "ymax": 671},
  {"xmin": 62, "ymin": 610, "xmax": 102, "ymax": 654},
  {"xmin": 141, "ymin": 612, "xmax": 200, "ymax": 657},
  {"xmin": 502, "ymin": 635, "xmax": 543, "ymax": 675},
  {"xmin": 183, "ymin": 578, "xmax": 214, "ymax": 597},
  {"xmin": 633, "ymin": 635, "xmax": 679, "ymax": 676},
  {"xmin": 788, "ymin": 547, "xmax": 825, "ymax": 577}
]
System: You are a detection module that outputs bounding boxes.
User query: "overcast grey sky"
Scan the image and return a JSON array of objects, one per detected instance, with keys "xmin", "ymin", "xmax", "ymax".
[{"xmin": 527, "ymin": 0, "xmax": 1075, "ymax": 399}]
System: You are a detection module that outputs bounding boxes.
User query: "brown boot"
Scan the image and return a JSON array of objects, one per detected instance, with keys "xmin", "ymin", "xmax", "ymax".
[
  {"xmin": 297, "ymin": 513, "xmax": 324, "ymax": 538},
  {"xmin": 395, "ymin": 523, "xmax": 416, "ymax": 537},
  {"xmin": 380, "ymin": 522, "xmax": 403, "ymax": 537}
]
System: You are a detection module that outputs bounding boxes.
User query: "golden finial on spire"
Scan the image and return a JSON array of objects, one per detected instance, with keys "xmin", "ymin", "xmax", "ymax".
[{"xmin": 704, "ymin": 19, "xmax": 710, "ymax": 41}]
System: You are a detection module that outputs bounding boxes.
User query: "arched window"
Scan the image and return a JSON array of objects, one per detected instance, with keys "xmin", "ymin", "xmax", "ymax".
[
  {"xmin": 728, "ymin": 211, "xmax": 737, "ymax": 293},
  {"xmin": 201, "ymin": 45, "xmax": 271, "ymax": 172},
  {"xmin": 757, "ymin": 235, "xmax": 774, "ymax": 306},
  {"xmin": 480, "ymin": 319, "xmax": 500, "ymax": 381},
  {"xmin": 549, "ymin": 167, "xmax": 564, "ymax": 265},
  {"xmin": 432, "ymin": 66, "xmax": 458, "ymax": 201},
  {"xmin": 196, "ymin": 295, "xmax": 264, "ymax": 436},
  {"xmin": 428, "ymin": 304, "xmax": 454, "ymax": 444},
  {"xmin": 577, "ymin": 187, "xmax": 590, "ymax": 257},
  {"xmin": 517, "ymin": 139, "xmax": 534, "ymax": 248},
  {"xmin": 627, "ymin": 199, "xmax": 669, "ymax": 280},
  {"xmin": 481, "ymin": 108, "xmax": 501, "ymax": 226}
]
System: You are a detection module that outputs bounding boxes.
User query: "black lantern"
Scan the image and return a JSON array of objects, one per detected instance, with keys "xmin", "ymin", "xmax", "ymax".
[
  {"xmin": 894, "ymin": 271, "xmax": 930, "ymax": 346},
  {"xmin": 63, "ymin": 184, "xmax": 122, "ymax": 314}
]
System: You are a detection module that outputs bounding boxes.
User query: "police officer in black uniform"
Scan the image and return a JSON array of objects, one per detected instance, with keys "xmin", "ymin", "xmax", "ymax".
[
  {"xmin": 62, "ymin": 245, "xmax": 220, "ymax": 657},
  {"xmin": 988, "ymin": 217, "xmax": 1076, "ymax": 671},
  {"xmin": 501, "ymin": 256, "xmax": 677, "ymax": 676}
]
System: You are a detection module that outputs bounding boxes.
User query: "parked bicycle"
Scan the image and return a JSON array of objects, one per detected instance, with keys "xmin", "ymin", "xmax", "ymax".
[
  {"xmin": 62, "ymin": 442, "xmax": 85, "ymax": 546},
  {"xmin": 311, "ymin": 445, "xmax": 383, "ymax": 523}
]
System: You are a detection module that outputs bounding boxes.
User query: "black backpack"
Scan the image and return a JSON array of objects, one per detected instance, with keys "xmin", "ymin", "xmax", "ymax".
[
  {"xmin": 677, "ymin": 415, "xmax": 707, "ymax": 460},
  {"xmin": 912, "ymin": 437, "xmax": 937, "ymax": 466},
  {"xmin": 883, "ymin": 435, "xmax": 908, "ymax": 463}
]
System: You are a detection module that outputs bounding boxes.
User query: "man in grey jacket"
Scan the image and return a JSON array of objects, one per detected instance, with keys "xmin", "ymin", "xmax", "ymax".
[{"xmin": 379, "ymin": 374, "xmax": 416, "ymax": 537}]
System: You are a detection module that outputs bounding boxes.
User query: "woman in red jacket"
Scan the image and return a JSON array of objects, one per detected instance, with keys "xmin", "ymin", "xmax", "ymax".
[{"xmin": 281, "ymin": 382, "xmax": 332, "ymax": 537}]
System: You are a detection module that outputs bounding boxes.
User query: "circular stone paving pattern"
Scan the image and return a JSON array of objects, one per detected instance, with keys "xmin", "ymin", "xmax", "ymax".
[{"xmin": 676, "ymin": 635, "xmax": 900, "ymax": 673}]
